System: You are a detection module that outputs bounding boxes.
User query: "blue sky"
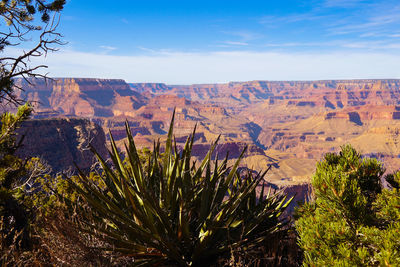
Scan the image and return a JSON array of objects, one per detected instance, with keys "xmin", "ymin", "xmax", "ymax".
[{"xmin": 22, "ymin": 0, "xmax": 400, "ymax": 83}]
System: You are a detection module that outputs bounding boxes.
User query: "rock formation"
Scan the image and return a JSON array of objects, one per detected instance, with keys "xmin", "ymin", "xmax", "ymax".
[
  {"xmin": 14, "ymin": 78, "xmax": 147, "ymax": 118},
  {"xmin": 15, "ymin": 117, "xmax": 108, "ymax": 173}
]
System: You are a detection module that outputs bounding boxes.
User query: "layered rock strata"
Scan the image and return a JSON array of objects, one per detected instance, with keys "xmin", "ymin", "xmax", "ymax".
[{"xmin": 13, "ymin": 78, "xmax": 400, "ymax": 193}]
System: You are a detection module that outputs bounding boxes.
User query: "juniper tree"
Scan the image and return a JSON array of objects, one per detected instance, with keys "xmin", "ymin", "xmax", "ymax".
[
  {"xmin": 296, "ymin": 145, "xmax": 400, "ymax": 266},
  {"xmin": 0, "ymin": 103, "xmax": 32, "ymax": 251}
]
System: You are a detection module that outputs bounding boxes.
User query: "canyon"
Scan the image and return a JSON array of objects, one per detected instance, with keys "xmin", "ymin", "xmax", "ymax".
[{"xmin": 12, "ymin": 78, "xmax": 400, "ymax": 192}]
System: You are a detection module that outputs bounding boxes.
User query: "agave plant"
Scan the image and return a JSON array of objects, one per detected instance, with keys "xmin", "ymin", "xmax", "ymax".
[{"xmin": 69, "ymin": 111, "xmax": 292, "ymax": 266}]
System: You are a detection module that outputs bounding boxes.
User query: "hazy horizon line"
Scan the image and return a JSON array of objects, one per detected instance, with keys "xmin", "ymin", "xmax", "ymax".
[{"xmin": 18, "ymin": 76, "xmax": 400, "ymax": 86}]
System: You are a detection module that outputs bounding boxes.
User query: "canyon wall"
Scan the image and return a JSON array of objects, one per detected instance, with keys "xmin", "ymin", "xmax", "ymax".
[
  {"xmin": 13, "ymin": 78, "xmax": 400, "ymax": 200},
  {"xmin": 14, "ymin": 78, "xmax": 147, "ymax": 118},
  {"xmin": 16, "ymin": 118, "xmax": 108, "ymax": 173}
]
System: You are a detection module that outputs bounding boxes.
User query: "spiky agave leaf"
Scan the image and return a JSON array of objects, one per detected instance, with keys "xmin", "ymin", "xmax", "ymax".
[{"xmin": 68, "ymin": 110, "xmax": 292, "ymax": 266}]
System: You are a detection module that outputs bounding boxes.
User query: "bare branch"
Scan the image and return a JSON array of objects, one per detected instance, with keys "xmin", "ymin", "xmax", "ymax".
[{"xmin": 0, "ymin": 1, "xmax": 65, "ymax": 105}]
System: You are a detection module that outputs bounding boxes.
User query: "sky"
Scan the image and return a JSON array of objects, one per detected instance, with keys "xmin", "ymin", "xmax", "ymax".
[{"xmin": 12, "ymin": 0, "xmax": 400, "ymax": 84}]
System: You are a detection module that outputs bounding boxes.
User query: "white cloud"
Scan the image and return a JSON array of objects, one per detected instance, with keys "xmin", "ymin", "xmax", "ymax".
[
  {"xmin": 221, "ymin": 41, "xmax": 248, "ymax": 46},
  {"xmin": 260, "ymin": 13, "xmax": 327, "ymax": 25},
  {"xmin": 100, "ymin": 45, "xmax": 117, "ymax": 51},
  {"xmin": 7, "ymin": 47, "xmax": 400, "ymax": 84},
  {"xmin": 328, "ymin": 13, "xmax": 400, "ymax": 35},
  {"xmin": 259, "ymin": 1, "xmax": 400, "ymax": 40},
  {"xmin": 326, "ymin": 3, "xmax": 400, "ymax": 36},
  {"xmin": 221, "ymin": 30, "xmax": 263, "ymax": 42}
]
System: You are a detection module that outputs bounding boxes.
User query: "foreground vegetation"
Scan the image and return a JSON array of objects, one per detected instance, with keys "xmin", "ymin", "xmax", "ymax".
[{"xmin": 296, "ymin": 145, "xmax": 400, "ymax": 266}]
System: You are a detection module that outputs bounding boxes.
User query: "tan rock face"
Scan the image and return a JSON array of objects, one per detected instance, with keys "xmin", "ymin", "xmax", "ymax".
[{"xmin": 15, "ymin": 78, "xmax": 147, "ymax": 118}]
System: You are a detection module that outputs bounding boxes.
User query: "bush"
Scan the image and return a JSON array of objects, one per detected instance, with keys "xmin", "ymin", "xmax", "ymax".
[
  {"xmin": 0, "ymin": 104, "xmax": 33, "ymax": 263},
  {"xmin": 296, "ymin": 145, "xmax": 400, "ymax": 266}
]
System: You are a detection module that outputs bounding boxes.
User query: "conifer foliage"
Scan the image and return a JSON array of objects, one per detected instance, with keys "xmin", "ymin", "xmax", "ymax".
[
  {"xmin": 296, "ymin": 145, "xmax": 400, "ymax": 266},
  {"xmin": 0, "ymin": 104, "xmax": 33, "ymax": 255}
]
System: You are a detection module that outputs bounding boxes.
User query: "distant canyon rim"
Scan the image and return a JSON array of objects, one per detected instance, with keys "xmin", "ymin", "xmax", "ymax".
[{"xmin": 10, "ymin": 78, "xmax": 400, "ymax": 193}]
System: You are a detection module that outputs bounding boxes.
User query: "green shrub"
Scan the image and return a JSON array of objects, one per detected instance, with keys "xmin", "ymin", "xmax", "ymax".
[
  {"xmin": 296, "ymin": 145, "xmax": 400, "ymax": 266},
  {"xmin": 69, "ymin": 111, "xmax": 292, "ymax": 266},
  {"xmin": 0, "ymin": 104, "xmax": 33, "ymax": 249},
  {"xmin": 0, "ymin": 104, "xmax": 40, "ymax": 264}
]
